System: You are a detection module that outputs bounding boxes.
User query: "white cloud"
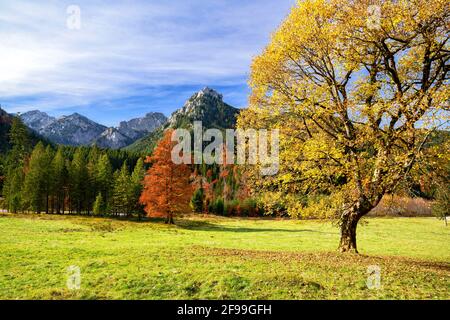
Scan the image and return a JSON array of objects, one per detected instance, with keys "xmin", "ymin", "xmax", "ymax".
[{"xmin": 0, "ymin": 0, "xmax": 294, "ymax": 114}]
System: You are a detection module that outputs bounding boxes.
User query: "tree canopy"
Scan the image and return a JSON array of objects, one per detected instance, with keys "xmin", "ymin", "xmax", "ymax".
[
  {"xmin": 238, "ymin": 0, "xmax": 449, "ymax": 252},
  {"xmin": 140, "ymin": 130, "xmax": 193, "ymax": 224}
]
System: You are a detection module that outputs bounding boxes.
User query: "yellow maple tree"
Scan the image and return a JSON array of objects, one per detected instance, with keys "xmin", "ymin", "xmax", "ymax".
[{"xmin": 238, "ymin": 0, "xmax": 449, "ymax": 252}]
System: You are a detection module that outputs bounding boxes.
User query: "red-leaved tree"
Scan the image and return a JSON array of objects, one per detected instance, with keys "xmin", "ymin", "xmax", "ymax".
[{"xmin": 139, "ymin": 129, "xmax": 192, "ymax": 224}]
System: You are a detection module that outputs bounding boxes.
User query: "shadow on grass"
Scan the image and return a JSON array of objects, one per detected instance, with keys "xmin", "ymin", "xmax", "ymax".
[
  {"xmin": 195, "ymin": 246, "xmax": 450, "ymax": 273},
  {"xmin": 176, "ymin": 219, "xmax": 334, "ymax": 234},
  {"xmin": 1, "ymin": 212, "xmax": 334, "ymax": 234},
  {"xmin": 80, "ymin": 215, "xmax": 335, "ymax": 234}
]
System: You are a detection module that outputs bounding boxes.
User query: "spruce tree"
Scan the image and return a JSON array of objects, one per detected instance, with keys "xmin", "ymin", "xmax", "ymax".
[
  {"xmin": 69, "ymin": 148, "xmax": 88, "ymax": 214},
  {"xmin": 22, "ymin": 143, "xmax": 47, "ymax": 213},
  {"xmin": 8, "ymin": 116, "xmax": 31, "ymax": 166},
  {"xmin": 86, "ymin": 147, "xmax": 101, "ymax": 213},
  {"xmin": 3, "ymin": 166, "xmax": 24, "ymax": 213},
  {"xmin": 93, "ymin": 193, "xmax": 104, "ymax": 216},
  {"xmin": 43, "ymin": 145, "xmax": 54, "ymax": 214},
  {"xmin": 51, "ymin": 147, "xmax": 67, "ymax": 214},
  {"xmin": 2, "ymin": 116, "xmax": 30, "ymax": 213},
  {"xmin": 96, "ymin": 154, "xmax": 113, "ymax": 214},
  {"xmin": 131, "ymin": 158, "xmax": 145, "ymax": 220},
  {"xmin": 191, "ymin": 188, "xmax": 204, "ymax": 214},
  {"xmin": 111, "ymin": 163, "xmax": 132, "ymax": 216}
]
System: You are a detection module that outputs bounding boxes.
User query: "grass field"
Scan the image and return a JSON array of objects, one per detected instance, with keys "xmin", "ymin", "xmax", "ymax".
[{"xmin": 0, "ymin": 213, "xmax": 448, "ymax": 300}]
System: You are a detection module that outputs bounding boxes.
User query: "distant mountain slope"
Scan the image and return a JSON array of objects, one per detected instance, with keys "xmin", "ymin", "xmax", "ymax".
[
  {"xmin": 19, "ymin": 109, "xmax": 167, "ymax": 149},
  {"xmin": 38, "ymin": 113, "xmax": 107, "ymax": 146},
  {"xmin": 118, "ymin": 112, "xmax": 167, "ymax": 140},
  {"xmin": 20, "ymin": 110, "xmax": 56, "ymax": 133},
  {"xmin": 94, "ymin": 127, "xmax": 133, "ymax": 150},
  {"xmin": 20, "ymin": 111, "xmax": 107, "ymax": 146},
  {"xmin": 0, "ymin": 107, "xmax": 50, "ymax": 154},
  {"xmin": 15, "ymin": 88, "xmax": 237, "ymax": 151},
  {"xmin": 124, "ymin": 126, "xmax": 165, "ymax": 155},
  {"xmin": 0, "ymin": 107, "xmax": 13, "ymax": 153},
  {"xmin": 125, "ymin": 87, "xmax": 240, "ymax": 154}
]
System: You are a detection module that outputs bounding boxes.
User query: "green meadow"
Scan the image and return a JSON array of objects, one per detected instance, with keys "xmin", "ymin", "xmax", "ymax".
[{"xmin": 0, "ymin": 213, "xmax": 448, "ymax": 300}]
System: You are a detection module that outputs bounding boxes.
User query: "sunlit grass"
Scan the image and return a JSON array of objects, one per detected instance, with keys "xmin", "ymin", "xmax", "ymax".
[{"xmin": 0, "ymin": 213, "xmax": 448, "ymax": 299}]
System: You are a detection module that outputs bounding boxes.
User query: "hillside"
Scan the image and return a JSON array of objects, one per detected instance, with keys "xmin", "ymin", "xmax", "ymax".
[
  {"xmin": 0, "ymin": 107, "xmax": 48, "ymax": 153},
  {"xmin": 0, "ymin": 107, "xmax": 13, "ymax": 154},
  {"xmin": 20, "ymin": 110, "xmax": 167, "ymax": 149},
  {"xmin": 125, "ymin": 87, "xmax": 240, "ymax": 154}
]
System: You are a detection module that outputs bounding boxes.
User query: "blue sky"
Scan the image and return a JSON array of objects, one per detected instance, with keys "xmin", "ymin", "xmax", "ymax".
[{"xmin": 0, "ymin": 0, "xmax": 295, "ymax": 126}]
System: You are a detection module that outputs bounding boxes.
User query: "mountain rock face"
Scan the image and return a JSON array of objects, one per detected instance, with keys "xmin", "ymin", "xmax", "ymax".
[
  {"xmin": 0, "ymin": 107, "xmax": 48, "ymax": 153},
  {"xmin": 117, "ymin": 112, "xmax": 167, "ymax": 140},
  {"xmin": 94, "ymin": 127, "xmax": 133, "ymax": 149},
  {"xmin": 20, "ymin": 110, "xmax": 56, "ymax": 133},
  {"xmin": 94, "ymin": 112, "xmax": 167, "ymax": 149},
  {"xmin": 20, "ymin": 110, "xmax": 107, "ymax": 146},
  {"xmin": 126, "ymin": 87, "xmax": 240, "ymax": 154},
  {"xmin": 19, "ymin": 110, "xmax": 167, "ymax": 149},
  {"xmin": 39, "ymin": 113, "xmax": 107, "ymax": 146},
  {"xmin": 168, "ymin": 87, "xmax": 239, "ymax": 130}
]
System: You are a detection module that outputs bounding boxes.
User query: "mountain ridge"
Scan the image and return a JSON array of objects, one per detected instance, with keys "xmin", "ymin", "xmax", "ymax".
[
  {"xmin": 32, "ymin": 112, "xmax": 107, "ymax": 146},
  {"xmin": 13, "ymin": 87, "xmax": 238, "ymax": 151},
  {"xmin": 19, "ymin": 110, "xmax": 168, "ymax": 149},
  {"xmin": 0, "ymin": 106, "xmax": 50, "ymax": 153}
]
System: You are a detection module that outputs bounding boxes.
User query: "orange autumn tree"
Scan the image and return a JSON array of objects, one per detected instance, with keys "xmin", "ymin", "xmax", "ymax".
[{"xmin": 139, "ymin": 129, "xmax": 192, "ymax": 224}]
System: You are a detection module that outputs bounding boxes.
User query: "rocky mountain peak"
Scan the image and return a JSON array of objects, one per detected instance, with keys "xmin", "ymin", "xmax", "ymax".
[
  {"xmin": 19, "ymin": 109, "xmax": 168, "ymax": 149},
  {"xmin": 168, "ymin": 87, "xmax": 239, "ymax": 129},
  {"xmin": 62, "ymin": 112, "xmax": 90, "ymax": 122},
  {"xmin": 117, "ymin": 112, "xmax": 167, "ymax": 141},
  {"xmin": 20, "ymin": 110, "xmax": 56, "ymax": 133},
  {"xmin": 41, "ymin": 113, "xmax": 107, "ymax": 146},
  {"xmin": 125, "ymin": 88, "xmax": 240, "ymax": 154},
  {"xmin": 94, "ymin": 127, "xmax": 133, "ymax": 149},
  {"xmin": 195, "ymin": 87, "xmax": 223, "ymax": 101}
]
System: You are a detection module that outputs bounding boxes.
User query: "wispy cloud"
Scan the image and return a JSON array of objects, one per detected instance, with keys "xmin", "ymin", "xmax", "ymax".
[{"xmin": 0, "ymin": 0, "xmax": 294, "ymax": 126}]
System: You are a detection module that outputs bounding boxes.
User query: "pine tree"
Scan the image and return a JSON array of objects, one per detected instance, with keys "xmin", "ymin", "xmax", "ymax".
[
  {"xmin": 8, "ymin": 116, "xmax": 31, "ymax": 166},
  {"xmin": 109, "ymin": 170, "xmax": 120, "ymax": 216},
  {"xmin": 96, "ymin": 154, "xmax": 113, "ymax": 214},
  {"xmin": 86, "ymin": 147, "xmax": 102, "ymax": 213},
  {"xmin": 111, "ymin": 163, "xmax": 132, "ymax": 216},
  {"xmin": 51, "ymin": 147, "xmax": 67, "ymax": 214},
  {"xmin": 130, "ymin": 158, "xmax": 145, "ymax": 220},
  {"xmin": 93, "ymin": 193, "xmax": 104, "ymax": 216},
  {"xmin": 3, "ymin": 166, "xmax": 24, "ymax": 213},
  {"xmin": 43, "ymin": 145, "xmax": 54, "ymax": 214},
  {"xmin": 22, "ymin": 143, "xmax": 48, "ymax": 213},
  {"xmin": 190, "ymin": 188, "xmax": 204, "ymax": 213},
  {"xmin": 69, "ymin": 148, "xmax": 88, "ymax": 214},
  {"xmin": 2, "ymin": 116, "xmax": 30, "ymax": 213}
]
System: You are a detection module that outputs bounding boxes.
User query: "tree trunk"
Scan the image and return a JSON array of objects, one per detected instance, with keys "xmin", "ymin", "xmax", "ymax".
[
  {"xmin": 165, "ymin": 213, "xmax": 175, "ymax": 224},
  {"xmin": 339, "ymin": 212, "xmax": 360, "ymax": 253},
  {"xmin": 56, "ymin": 195, "xmax": 60, "ymax": 214},
  {"xmin": 338, "ymin": 198, "xmax": 375, "ymax": 253}
]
